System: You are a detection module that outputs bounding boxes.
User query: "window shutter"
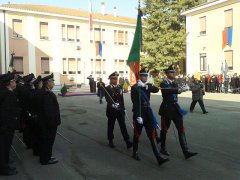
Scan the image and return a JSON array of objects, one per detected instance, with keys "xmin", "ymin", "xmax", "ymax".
[
  {"xmin": 13, "ymin": 19, "xmax": 22, "ymax": 37},
  {"xmin": 40, "ymin": 22, "xmax": 48, "ymax": 39},
  {"xmin": 199, "ymin": 17, "xmax": 206, "ymax": 33},
  {"xmin": 225, "ymin": 9, "xmax": 233, "ymax": 28},
  {"xmin": 67, "ymin": 25, "xmax": 75, "ymax": 41}
]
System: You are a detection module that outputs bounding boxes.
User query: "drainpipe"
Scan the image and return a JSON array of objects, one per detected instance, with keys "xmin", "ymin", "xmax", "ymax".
[{"xmin": 3, "ymin": 10, "xmax": 7, "ymax": 73}]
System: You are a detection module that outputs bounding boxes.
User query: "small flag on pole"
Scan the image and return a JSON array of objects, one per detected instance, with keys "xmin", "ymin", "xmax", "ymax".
[{"xmin": 9, "ymin": 52, "xmax": 15, "ymax": 72}]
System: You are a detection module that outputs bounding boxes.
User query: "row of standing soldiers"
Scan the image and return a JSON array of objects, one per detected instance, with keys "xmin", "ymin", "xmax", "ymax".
[
  {"xmin": 104, "ymin": 65, "xmax": 197, "ymax": 166},
  {"xmin": 0, "ymin": 72, "xmax": 61, "ymax": 176}
]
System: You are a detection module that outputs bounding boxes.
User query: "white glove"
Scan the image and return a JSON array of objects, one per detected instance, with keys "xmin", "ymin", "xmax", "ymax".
[
  {"xmin": 137, "ymin": 80, "xmax": 146, "ymax": 87},
  {"xmin": 112, "ymin": 103, "xmax": 120, "ymax": 109},
  {"xmin": 136, "ymin": 117, "xmax": 143, "ymax": 124},
  {"xmin": 178, "ymin": 88, "xmax": 182, "ymax": 94}
]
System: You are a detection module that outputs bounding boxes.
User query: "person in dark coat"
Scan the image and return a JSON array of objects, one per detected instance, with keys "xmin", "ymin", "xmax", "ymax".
[
  {"xmin": 189, "ymin": 78, "xmax": 208, "ymax": 114},
  {"xmin": 104, "ymin": 72, "xmax": 133, "ymax": 149},
  {"xmin": 97, "ymin": 78, "xmax": 105, "ymax": 104},
  {"xmin": 21, "ymin": 73, "xmax": 35, "ymax": 149},
  {"xmin": 224, "ymin": 75, "xmax": 230, "ymax": 93},
  {"xmin": 87, "ymin": 75, "xmax": 94, "ymax": 93},
  {"xmin": 39, "ymin": 73, "xmax": 61, "ymax": 165},
  {"xmin": 0, "ymin": 73, "xmax": 21, "ymax": 176},
  {"xmin": 29, "ymin": 76, "xmax": 43, "ymax": 156},
  {"xmin": 131, "ymin": 68, "xmax": 169, "ymax": 166},
  {"xmin": 159, "ymin": 65, "xmax": 198, "ymax": 159}
]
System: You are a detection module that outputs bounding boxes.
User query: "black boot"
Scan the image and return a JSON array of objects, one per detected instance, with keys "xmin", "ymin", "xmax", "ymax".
[
  {"xmin": 178, "ymin": 133, "xmax": 198, "ymax": 159},
  {"xmin": 125, "ymin": 140, "xmax": 133, "ymax": 149},
  {"xmin": 160, "ymin": 148, "xmax": 170, "ymax": 156},
  {"xmin": 0, "ymin": 168, "xmax": 18, "ymax": 176},
  {"xmin": 132, "ymin": 137, "xmax": 140, "ymax": 161},
  {"xmin": 132, "ymin": 152, "xmax": 141, "ymax": 161},
  {"xmin": 108, "ymin": 140, "xmax": 116, "ymax": 148},
  {"xmin": 150, "ymin": 139, "xmax": 169, "ymax": 166},
  {"xmin": 157, "ymin": 156, "xmax": 169, "ymax": 166},
  {"xmin": 100, "ymin": 99, "xmax": 103, "ymax": 104},
  {"xmin": 160, "ymin": 131, "xmax": 170, "ymax": 156},
  {"xmin": 184, "ymin": 151, "xmax": 198, "ymax": 159}
]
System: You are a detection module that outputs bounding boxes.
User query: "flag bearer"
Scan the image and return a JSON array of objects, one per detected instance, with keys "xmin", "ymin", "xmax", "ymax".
[{"xmin": 131, "ymin": 68, "xmax": 169, "ymax": 166}]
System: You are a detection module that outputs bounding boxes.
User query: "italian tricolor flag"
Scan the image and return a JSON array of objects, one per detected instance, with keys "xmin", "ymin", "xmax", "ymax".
[{"xmin": 127, "ymin": 9, "xmax": 142, "ymax": 86}]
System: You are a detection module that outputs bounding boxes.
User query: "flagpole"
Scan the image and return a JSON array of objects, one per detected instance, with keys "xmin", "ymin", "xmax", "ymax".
[
  {"xmin": 138, "ymin": 0, "xmax": 142, "ymax": 119},
  {"xmin": 88, "ymin": 0, "xmax": 92, "ymax": 84}
]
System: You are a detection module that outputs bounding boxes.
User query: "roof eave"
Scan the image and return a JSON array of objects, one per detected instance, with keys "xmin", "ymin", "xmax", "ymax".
[
  {"xmin": 181, "ymin": 0, "xmax": 228, "ymax": 16},
  {"xmin": 0, "ymin": 6, "xmax": 137, "ymax": 27}
]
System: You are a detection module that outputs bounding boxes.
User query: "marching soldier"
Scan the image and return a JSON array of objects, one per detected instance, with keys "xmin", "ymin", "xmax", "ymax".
[
  {"xmin": 104, "ymin": 72, "xmax": 133, "ymax": 149},
  {"xmin": 131, "ymin": 68, "xmax": 169, "ymax": 166},
  {"xmin": 159, "ymin": 65, "xmax": 198, "ymax": 159},
  {"xmin": 39, "ymin": 73, "xmax": 61, "ymax": 165},
  {"xmin": 0, "ymin": 73, "xmax": 21, "ymax": 176}
]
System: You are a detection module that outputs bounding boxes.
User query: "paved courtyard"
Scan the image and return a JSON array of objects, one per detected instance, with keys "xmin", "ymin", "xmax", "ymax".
[{"xmin": 2, "ymin": 92, "xmax": 240, "ymax": 180}]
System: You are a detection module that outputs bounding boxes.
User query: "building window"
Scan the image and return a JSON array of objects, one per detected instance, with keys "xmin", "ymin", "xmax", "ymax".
[
  {"xmin": 62, "ymin": 24, "xmax": 66, "ymax": 41},
  {"xmin": 68, "ymin": 58, "xmax": 76, "ymax": 74},
  {"xmin": 114, "ymin": 30, "xmax": 128, "ymax": 45},
  {"xmin": 103, "ymin": 59, "xmax": 106, "ymax": 74},
  {"xmin": 95, "ymin": 59, "xmax": 101, "ymax": 74},
  {"xmin": 199, "ymin": 16, "xmax": 206, "ymax": 35},
  {"xmin": 76, "ymin": 26, "xmax": 80, "ymax": 42},
  {"xmin": 41, "ymin": 57, "xmax": 50, "ymax": 74},
  {"xmin": 77, "ymin": 58, "xmax": 81, "ymax": 74},
  {"xmin": 114, "ymin": 30, "xmax": 118, "ymax": 45},
  {"xmin": 119, "ymin": 60, "xmax": 125, "ymax": 74},
  {"xmin": 224, "ymin": 9, "xmax": 233, "ymax": 28},
  {"xmin": 40, "ymin": 22, "xmax": 49, "ymax": 40},
  {"xmin": 94, "ymin": 28, "xmax": 101, "ymax": 43},
  {"xmin": 12, "ymin": 19, "xmax": 22, "ymax": 38},
  {"xmin": 67, "ymin": 25, "xmax": 75, "ymax": 41},
  {"xmin": 224, "ymin": 50, "xmax": 233, "ymax": 70},
  {"xmin": 14, "ymin": 56, "xmax": 24, "ymax": 74},
  {"xmin": 90, "ymin": 59, "xmax": 94, "ymax": 74},
  {"xmin": 125, "ymin": 31, "xmax": 128, "ymax": 45},
  {"xmin": 118, "ymin": 31, "xmax": 124, "ymax": 45},
  {"xmin": 200, "ymin": 53, "xmax": 207, "ymax": 71},
  {"xmin": 63, "ymin": 58, "xmax": 67, "ymax": 74},
  {"xmin": 102, "ymin": 29, "xmax": 105, "ymax": 44},
  {"xmin": 114, "ymin": 59, "xmax": 118, "ymax": 72}
]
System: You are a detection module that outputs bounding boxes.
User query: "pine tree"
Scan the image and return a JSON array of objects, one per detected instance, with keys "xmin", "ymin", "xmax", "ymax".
[{"xmin": 142, "ymin": 0, "xmax": 205, "ymax": 72}]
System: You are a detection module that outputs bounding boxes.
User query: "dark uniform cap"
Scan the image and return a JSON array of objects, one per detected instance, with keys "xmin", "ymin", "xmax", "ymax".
[
  {"xmin": 0, "ymin": 73, "xmax": 15, "ymax": 83},
  {"xmin": 33, "ymin": 75, "xmax": 42, "ymax": 85},
  {"xmin": 139, "ymin": 68, "xmax": 149, "ymax": 76},
  {"xmin": 42, "ymin": 73, "xmax": 54, "ymax": 82},
  {"xmin": 108, "ymin": 71, "xmax": 119, "ymax": 79},
  {"xmin": 164, "ymin": 65, "xmax": 176, "ymax": 74},
  {"xmin": 23, "ymin": 73, "xmax": 35, "ymax": 82}
]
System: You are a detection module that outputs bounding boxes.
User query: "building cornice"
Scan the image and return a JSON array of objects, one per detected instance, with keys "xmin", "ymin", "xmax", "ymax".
[
  {"xmin": 181, "ymin": 0, "xmax": 239, "ymax": 16},
  {"xmin": 0, "ymin": 7, "xmax": 137, "ymax": 27}
]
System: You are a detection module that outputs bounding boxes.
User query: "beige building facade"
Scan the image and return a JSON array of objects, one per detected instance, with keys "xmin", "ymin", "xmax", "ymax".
[
  {"xmin": 0, "ymin": 4, "xmax": 136, "ymax": 85},
  {"xmin": 182, "ymin": 0, "xmax": 240, "ymax": 76}
]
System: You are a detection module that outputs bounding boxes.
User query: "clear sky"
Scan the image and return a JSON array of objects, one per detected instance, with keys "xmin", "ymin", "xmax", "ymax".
[{"xmin": 0, "ymin": 0, "xmax": 139, "ymax": 17}]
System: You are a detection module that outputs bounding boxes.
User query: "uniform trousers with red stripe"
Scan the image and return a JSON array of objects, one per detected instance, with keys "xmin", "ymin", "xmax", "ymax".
[
  {"xmin": 133, "ymin": 108, "xmax": 161, "ymax": 159},
  {"xmin": 160, "ymin": 112, "xmax": 189, "ymax": 153}
]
